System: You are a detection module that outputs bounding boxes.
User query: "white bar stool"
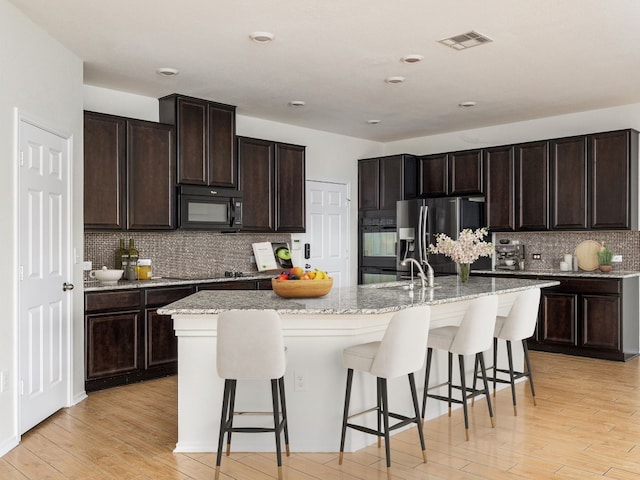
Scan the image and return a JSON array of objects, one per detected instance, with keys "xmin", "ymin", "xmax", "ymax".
[
  {"xmin": 421, "ymin": 295, "xmax": 498, "ymax": 440},
  {"xmin": 338, "ymin": 305, "xmax": 431, "ymax": 480},
  {"xmin": 215, "ymin": 309, "xmax": 289, "ymax": 480},
  {"xmin": 481, "ymin": 287, "xmax": 541, "ymax": 415}
]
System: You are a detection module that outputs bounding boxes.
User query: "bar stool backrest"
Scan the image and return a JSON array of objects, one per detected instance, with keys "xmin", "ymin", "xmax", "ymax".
[
  {"xmin": 370, "ymin": 306, "xmax": 431, "ymax": 379},
  {"xmin": 496, "ymin": 288, "xmax": 541, "ymax": 341},
  {"xmin": 216, "ymin": 309, "xmax": 286, "ymax": 380},
  {"xmin": 450, "ymin": 295, "xmax": 498, "ymax": 355}
]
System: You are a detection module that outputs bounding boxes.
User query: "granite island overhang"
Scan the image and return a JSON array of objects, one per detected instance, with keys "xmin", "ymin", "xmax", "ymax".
[{"xmin": 159, "ymin": 276, "xmax": 559, "ymax": 453}]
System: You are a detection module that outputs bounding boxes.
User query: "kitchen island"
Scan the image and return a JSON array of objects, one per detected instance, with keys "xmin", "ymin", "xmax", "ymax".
[{"xmin": 159, "ymin": 276, "xmax": 558, "ymax": 453}]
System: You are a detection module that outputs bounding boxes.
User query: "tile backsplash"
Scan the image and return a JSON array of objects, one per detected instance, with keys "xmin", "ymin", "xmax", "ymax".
[
  {"xmin": 85, "ymin": 231, "xmax": 292, "ymax": 279},
  {"xmin": 494, "ymin": 231, "xmax": 640, "ymax": 271}
]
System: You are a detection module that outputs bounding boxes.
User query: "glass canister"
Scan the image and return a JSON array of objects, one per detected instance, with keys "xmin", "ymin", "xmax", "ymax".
[{"xmin": 137, "ymin": 259, "xmax": 152, "ymax": 280}]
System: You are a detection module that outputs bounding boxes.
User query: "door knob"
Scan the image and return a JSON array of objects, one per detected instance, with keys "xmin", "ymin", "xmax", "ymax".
[{"xmin": 63, "ymin": 282, "xmax": 74, "ymax": 291}]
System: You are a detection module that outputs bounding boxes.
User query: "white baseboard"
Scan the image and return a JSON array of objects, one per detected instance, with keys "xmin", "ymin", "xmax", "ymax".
[
  {"xmin": 0, "ymin": 435, "xmax": 20, "ymax": 458},
  {"xmin": 70, "ymin": 391, "xmax": 87, "ymax": 407}
]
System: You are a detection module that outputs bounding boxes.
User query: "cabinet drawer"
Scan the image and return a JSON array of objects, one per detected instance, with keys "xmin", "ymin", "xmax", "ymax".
[
  {"xmin": 145, "ymin": 286, "xmax": 195, "ymax": 308},
  {"xmin": 85, "ymin": 290, "xmax": 141, "ymax": 313},
  {"xmin": 542, "ymin": 277, "xmax": 620, "ymax": 295}
]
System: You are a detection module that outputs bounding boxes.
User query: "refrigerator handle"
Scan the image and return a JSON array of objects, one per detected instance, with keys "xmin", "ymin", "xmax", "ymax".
[
  {"xmin": 421, "ymin": 205, "xmax": 429, "ymax": 263},
  {"xmin": 417, "ymin": 205, "xmax": 424, "ymax": 264}
]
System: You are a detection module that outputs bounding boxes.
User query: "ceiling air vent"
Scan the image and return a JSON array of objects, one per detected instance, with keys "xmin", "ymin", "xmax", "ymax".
[{"xmin": 438, "ymin": 31, "xmax": 493, "ymax": 50}]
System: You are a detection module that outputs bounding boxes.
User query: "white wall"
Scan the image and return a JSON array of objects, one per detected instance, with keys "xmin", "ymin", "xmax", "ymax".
[
  {"xmin": 83, "ymin": 86, "xmax": 384, "ymax": 284},
  {"xmin": 0, "ymin": 0, "xmax": 83, "ymax": 455},
  {"xmin": 383, "ymin": 103, "xmax": 640, "ymax": 155}
]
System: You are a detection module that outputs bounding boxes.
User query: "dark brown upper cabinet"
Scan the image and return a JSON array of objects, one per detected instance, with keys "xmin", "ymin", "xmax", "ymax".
[
  {"xmin": 448, "ymin": 149, "xmax": 483, "ymax": 196},
  {"xmin": 237, "ymin": 136, "xmax": 306, "ymax": 233},
  {"xmin": 159, "ymin": 94, "xmax": 236, "ymax": 188},
  {"xmin": 358, "ymin": 155, "xmax": 418, "ymax": 219},
  {"xmin": 126, "ymin": 120, "xmax": 176, "ymax": 230},
  {"xmin": 84, "ymin": 112, "xmax": 126, "ymax": 230},
  {"xmin": 550, "ymin": 136, "xmax": 588, "ymax": 230},
  {"xmin": 418, "ymin": 150, "xmax": 483, "ymax": 197},
  {"xmin": 84, "ymin": 111, "xmax": 176, "ymax": 231},
  {"xmin": 418, "ymin": 153, "xmax": 447, "ymax": 197},
  {"xmin": 589, "ymin": 129, "xmax": 638, "ymax": 230},
  {"xmin": 516, "ymin": 140, "xmax": 550, "ymax": 231},
  {"xmin": 484, "ymin": 145, "xmax": 516, "ymax": 231}
]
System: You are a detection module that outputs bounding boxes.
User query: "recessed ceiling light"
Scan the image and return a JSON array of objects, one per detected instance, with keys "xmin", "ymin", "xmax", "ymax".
[
  {"xmin": 384, "ymin": 76, "xmax": 406, "ymax": 84},
  {"xmin": 401, "ymin": 54, "xmax": 424, "ymax": 64},
  {"xmin": 289, "ymin": 100, "xmax": 305, "ymax": 107},
  {"xmin": 458, "ymin": 101, "xmax": 477, "ymax": 108},
  {"xmin": 250, "ymin": 31, "xmax": 275, "ymax": 43},
  {"xmin": 156, "ymin": 67, "xmax": 179, "ymax": 77},
  {"xmin": 367, "ymin": 119, "xmax": 381, "ymax": 125}
]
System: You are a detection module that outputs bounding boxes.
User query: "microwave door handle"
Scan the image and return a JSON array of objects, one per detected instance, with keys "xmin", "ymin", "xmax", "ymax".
[{"xmin": 229, "ymin": 199, "xmax": 236, "ymax": 227}]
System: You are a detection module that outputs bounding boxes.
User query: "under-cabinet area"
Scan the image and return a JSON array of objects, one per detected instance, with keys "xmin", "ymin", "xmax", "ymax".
[{"xmin": 84, "ymin": 278, "xmax": 273, "ymax": 391}]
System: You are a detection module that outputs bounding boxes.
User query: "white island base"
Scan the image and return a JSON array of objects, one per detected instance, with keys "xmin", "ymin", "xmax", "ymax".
[{"xmin": 171, "ymin": 291, "xmax": 528, "ymax": 453}]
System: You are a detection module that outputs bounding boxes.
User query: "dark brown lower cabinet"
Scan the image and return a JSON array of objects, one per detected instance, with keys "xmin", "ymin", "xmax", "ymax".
[
  {"xmin": 85, "ymin": 279, "xmax": 273, "ymax": 391},
  {"xmin": 531, "ymin": 276, "xmax": 638, "ymax": 361}
]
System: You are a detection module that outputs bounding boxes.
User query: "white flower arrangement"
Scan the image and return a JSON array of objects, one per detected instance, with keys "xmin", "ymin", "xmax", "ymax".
[{"xmin": 429, "ymin": 227, "xmax": 493, "ymax": 265}]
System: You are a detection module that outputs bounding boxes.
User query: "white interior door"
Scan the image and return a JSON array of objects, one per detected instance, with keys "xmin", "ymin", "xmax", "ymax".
[
  {"xmin": 18, "ymin": 119, "xmax": 72, "ymax": 434},
  {"xmin": 296, "ymin": 180, "xmax": 350, "ymax": 287}
]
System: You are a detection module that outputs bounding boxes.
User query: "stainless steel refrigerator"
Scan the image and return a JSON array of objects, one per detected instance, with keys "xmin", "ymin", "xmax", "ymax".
[{"xmin": 396, "ymin": 197, "xmax": 490, "ymax": 276}]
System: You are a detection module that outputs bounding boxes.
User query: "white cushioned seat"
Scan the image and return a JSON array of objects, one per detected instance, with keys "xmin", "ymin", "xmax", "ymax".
[
  {"xmin": 215, "ymin": 309, "xmax": 289, "ymax": 480},
  {"xmin": 422, "ymin": 295, "xmax": 498, "ymax": 441},
  {"xmin": 487, "ymin": 288, "xmax": 541, "ymax": 415},
  {"xmin": 339, "ymin": 305, "xmax": 431, "ymax": 480}
]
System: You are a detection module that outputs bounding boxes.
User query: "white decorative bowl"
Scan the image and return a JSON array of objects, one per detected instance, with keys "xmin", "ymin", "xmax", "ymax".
[{"xmin": 90, "ymin": 267, "xmax": 124, "ymax": 285}]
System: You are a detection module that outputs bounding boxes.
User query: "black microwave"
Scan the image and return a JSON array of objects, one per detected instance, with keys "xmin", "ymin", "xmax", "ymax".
[{"xmin": 178, "ymin": 185, "xmax": 243, "ymax": 231}]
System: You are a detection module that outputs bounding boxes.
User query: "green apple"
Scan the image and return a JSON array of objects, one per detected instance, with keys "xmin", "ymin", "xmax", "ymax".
[{"xmin": 276, "ymin": 248, "xmax": 291, "ymax": 260}]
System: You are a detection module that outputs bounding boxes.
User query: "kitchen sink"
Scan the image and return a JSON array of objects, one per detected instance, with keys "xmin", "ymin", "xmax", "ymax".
[{"xmin": 368, "ymin": 281, "xmax": 440, "ymax": 291}]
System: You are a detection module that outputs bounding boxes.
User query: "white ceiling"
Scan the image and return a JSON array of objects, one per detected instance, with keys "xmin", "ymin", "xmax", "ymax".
[{"xmin": 9, "ymin": 0, "xmax": 640, "ymax": 142}]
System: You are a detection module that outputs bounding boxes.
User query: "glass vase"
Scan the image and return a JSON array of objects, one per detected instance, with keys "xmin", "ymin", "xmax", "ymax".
[{"xmin": 458, "ymin": 263, "xmax": 470, "ymax": 283}]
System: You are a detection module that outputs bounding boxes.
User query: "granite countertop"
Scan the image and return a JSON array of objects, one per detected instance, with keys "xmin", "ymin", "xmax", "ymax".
[
  {"xmin": 158, "ymin": 276, "xmax": 559, "ymax": 316},
  {"xmin": 473, "ymin": 269, "xmax": 640, "ymax": 279},
  {"xmin": 84, "ymin": 273, "xmax": 275, "ymax": 292}
]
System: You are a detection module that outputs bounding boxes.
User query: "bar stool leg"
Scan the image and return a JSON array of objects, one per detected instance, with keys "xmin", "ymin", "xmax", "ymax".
[
  {"xmin": 408, "ymin": 373, "xmax": 428, "ymax": 463},
  {"xmin": 225, "ymin": 380, "xmax": 237, "ymax": 456},
  {"xmin": 376, "ymin": 377, "xmax": 383, "ymax": 447},
  {"xmin": 471, "ymin": 354, "xmax": 480, "ymax": 407},
  {"xmin": 522, "ymin": 339, "xmax": 537, "ymax": 406},
  {"xmin": 448, "ymin": 353, "xmax": 453, "ymax": 417},
  {"xmin": 457, "ymin": 355, "xmax": 470, "ymax": 440},
  {"xmin": 338, "ymin": 369, "xmax": 354, "ymax": 465},
  {"xmin": 506, "ymin": 340, "xmax": 518, "ymax": 415},
  {"xmin": 493, "ymin": 337, "xmax": 498, "ymax": 397},
  {"xmin": 478, "ymin": 352, "xmax": 495, "ymax": 428},
  {"xmin": 278, "ymin": 376, "xmax": 290, "ymax": 456},
  {"xmin": 421, "ymin": 347, "xmax": 433, "ymax": 419},
  {"xmin": 270, "ymin": 379, "xmax": 283, "ymax": 480},
  {"xmin": 379, "ymin": 378, "xmax": 392, "ymax": 480},
  {"xmin": 215, "ymin": 379, "xmax": 233, "ymax": 480}
]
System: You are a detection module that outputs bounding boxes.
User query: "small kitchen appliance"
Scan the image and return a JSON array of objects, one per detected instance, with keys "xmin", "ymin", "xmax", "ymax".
[{"xmin": 495, "ymin": 239, "xmax": 526, "ymax": 270}]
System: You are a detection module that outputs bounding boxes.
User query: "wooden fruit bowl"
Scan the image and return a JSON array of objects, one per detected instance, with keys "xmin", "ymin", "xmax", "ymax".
[{"xmin": 271, "ymin": 278, "xmax": 333, "ymax": 298}]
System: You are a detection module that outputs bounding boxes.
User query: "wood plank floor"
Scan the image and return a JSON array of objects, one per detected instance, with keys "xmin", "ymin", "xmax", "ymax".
[{"xmin": 2, "ymin": 351, "xmax": 640, "ymax": 479}]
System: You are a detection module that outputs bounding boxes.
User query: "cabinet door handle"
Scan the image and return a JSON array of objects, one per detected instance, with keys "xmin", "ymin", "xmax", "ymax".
[{"xmin": 63, "ymin": 282, "xmax": 74, "ymax": 291}]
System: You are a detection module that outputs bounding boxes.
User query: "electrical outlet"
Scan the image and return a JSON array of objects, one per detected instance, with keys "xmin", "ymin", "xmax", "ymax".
[
  {"xmin": 612, "ymin": 255, "xmax": 623, "ymax": 263},
  {"xmin": 83, "ymin": 261, "xmax": 92, "ymax": 271},
  {"xmin": 532, "ymin": 253, "xmax": 542, "ymax": 260},
  {"xmin": 294, "ymin": 371, "xmax": 308, "ymax": 392}
]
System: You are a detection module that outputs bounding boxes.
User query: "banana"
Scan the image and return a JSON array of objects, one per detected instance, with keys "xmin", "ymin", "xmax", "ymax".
[{"xmin": 313, "ymin": 269, "xmax": 326, "ymax": 280}]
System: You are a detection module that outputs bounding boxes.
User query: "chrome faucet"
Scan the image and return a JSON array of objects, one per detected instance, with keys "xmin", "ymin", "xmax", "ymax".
[{"xmin": 401, "ymin": 258, "xmax": 434, "ymax": 289}]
